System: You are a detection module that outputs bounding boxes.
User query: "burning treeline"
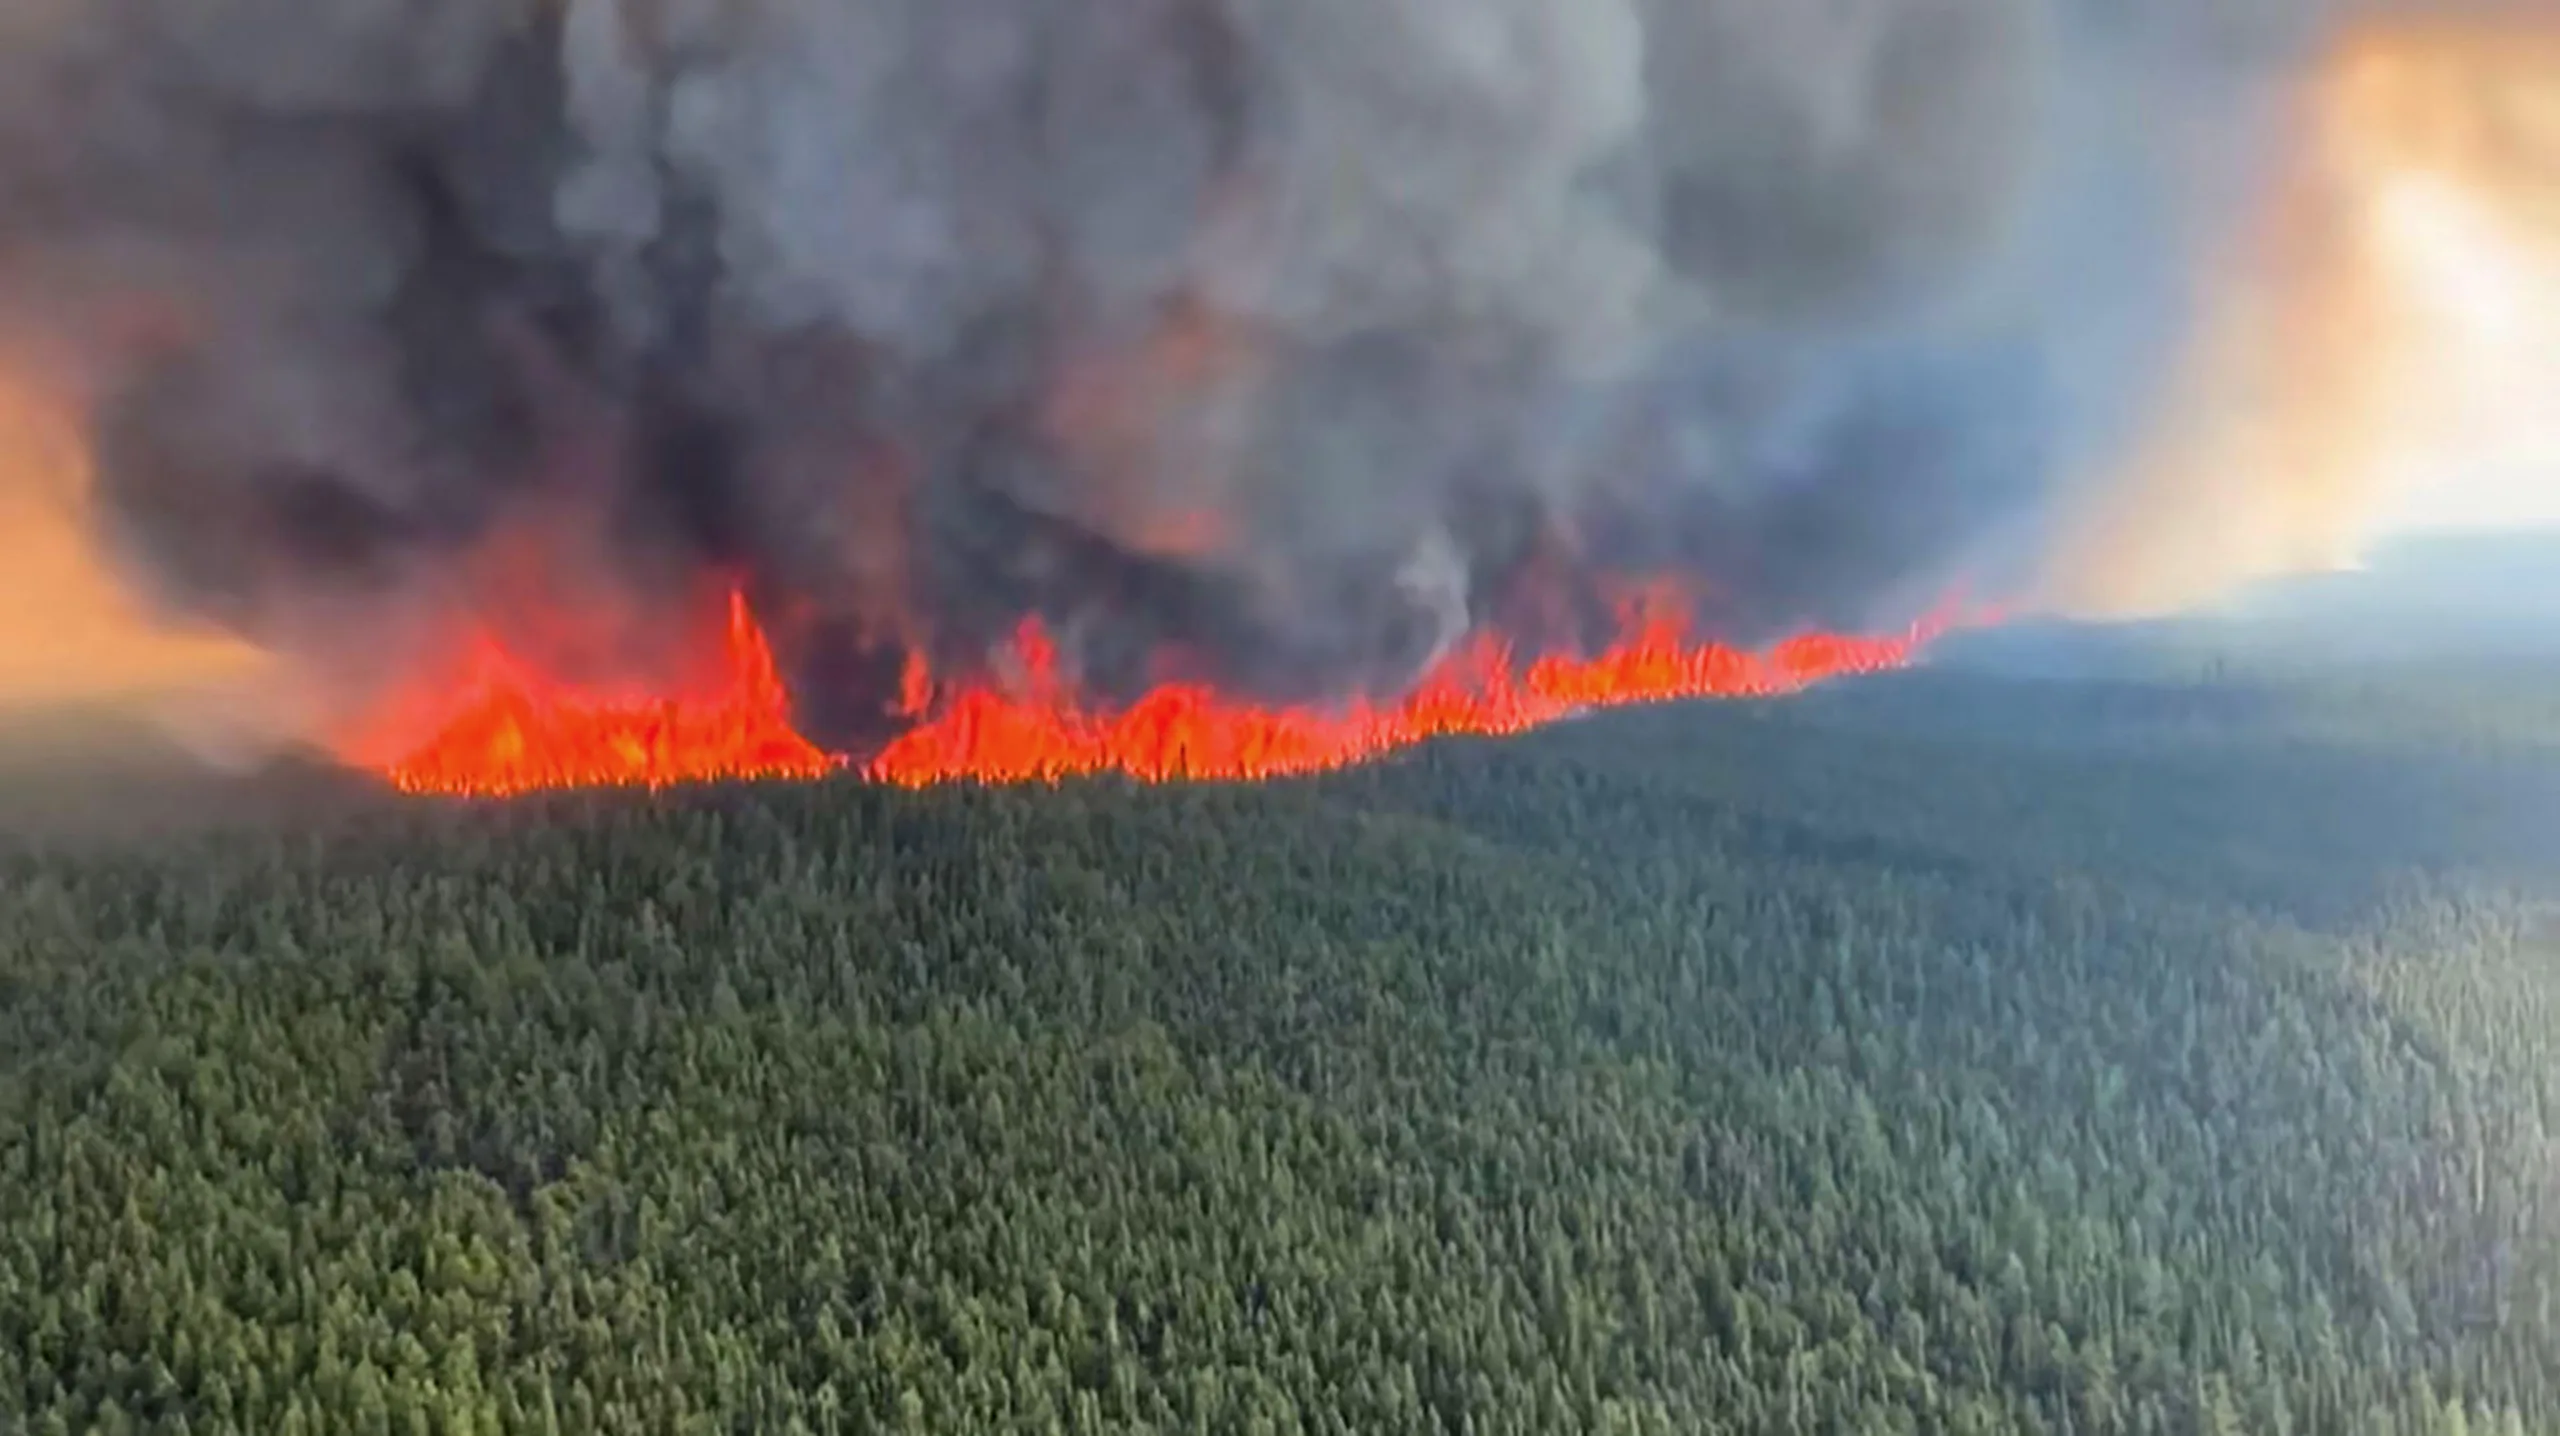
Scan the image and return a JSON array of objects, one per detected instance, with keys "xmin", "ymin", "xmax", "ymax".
[{"xmin": 0, "ymin": 0, "xmax": 2552, "ymax": 789}]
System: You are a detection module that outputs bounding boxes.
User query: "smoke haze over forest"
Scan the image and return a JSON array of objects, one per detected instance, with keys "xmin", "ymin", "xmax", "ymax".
[{"xmin": 0, "ymin": 0, "xmax": 2552, "ymax": 743}]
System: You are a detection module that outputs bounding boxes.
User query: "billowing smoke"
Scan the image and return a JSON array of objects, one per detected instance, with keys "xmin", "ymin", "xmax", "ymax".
[
  {"xmin": 0, "ymin": 0, "xmax": 2545, "ymax": 747},
  {"xmin": 2047, "ymin": 8, "xmax": 2560, "ymax": 614},
  {"xmin": 0, "ymin": 363, "xmax": 274, "ymax": 713}
]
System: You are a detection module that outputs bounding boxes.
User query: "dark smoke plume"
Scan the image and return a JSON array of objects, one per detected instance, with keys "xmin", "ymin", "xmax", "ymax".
[{"xmin": 0, "ymin": 0, "xmax": 2528, "ymax": 744}]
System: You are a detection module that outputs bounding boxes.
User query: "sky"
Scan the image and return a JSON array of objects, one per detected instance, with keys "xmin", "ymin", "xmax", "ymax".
[
  {"xmin": 2362, "ymin": 123, "xmax": 2560, "ymax": 539},
  {"xmin": 2041, "ymin": 11, "xmax": 2560, "ymax": 615},
  {"xmin": 2381, "ymin": 473, "xmax": 2560, "ymax": 536}
]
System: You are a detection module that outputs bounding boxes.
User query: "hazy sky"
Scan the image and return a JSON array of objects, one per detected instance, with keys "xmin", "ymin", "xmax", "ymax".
[
  {"xmin": 2366, "ymin": 241, "xmax": 2560, "ymax": 539},
  {"xmin": 2379, "ymin": 470, "xmax": 2560, "ymax": 534},
  {"xmin": 2362, "ymin": 37, "xmax": 2560, "ymax": 542}
]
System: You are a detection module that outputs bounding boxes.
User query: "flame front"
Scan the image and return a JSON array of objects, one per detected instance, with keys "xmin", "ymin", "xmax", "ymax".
[
  {"xmin": 371, "ymin": 588, "xmax": 1938, "ymax": 797},
  {"xmin": 378, "ymin": 591, "xmax": 839, "ymax": 797},
  {"xmin": 871, "ymin": 600, "xmax": 1934, "ymax": 787}
]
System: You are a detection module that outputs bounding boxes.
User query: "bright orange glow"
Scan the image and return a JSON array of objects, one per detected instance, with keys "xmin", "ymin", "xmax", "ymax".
[
  {"xmin": 2329, "ymin": 20, "xmax": 2560, "ymax": 535},
  {"xmin": 867, "ymin": 601, "xmax": 1937, "ymax": 787},
  {"xmin": 2047, "ymin": 14, "xmax": 2560, "ymax": 613},
  {"xmin": 371, "ymin": 587, "xmax": 1939, "ymax": 797},
  {"xmin": 0, "ymin": 366, "xmax": 273, "ymax": 709},
  {"xmin": 375, "ymin": 590, "xmax": 840, "ymax": 797},
  {"xmin": 1039, "ymin": 294, "xmax": 1265, "ymax": 561}
]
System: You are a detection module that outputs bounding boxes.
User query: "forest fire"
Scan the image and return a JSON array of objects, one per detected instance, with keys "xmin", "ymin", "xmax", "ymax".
[
  {"xmin": 375, "ymin": 591, "xmax": 840, "ymax": 797},
  {"xmin": 374, "ymin": 592, "xmax": 1940, "ymax": 797},
  {"xmin": 869, "ymin": 601, "xmax": 1937, "ymax": 787},
  {"xmin": 15, "ymin": 0, "xmax": 2554, "ymax": 817}
]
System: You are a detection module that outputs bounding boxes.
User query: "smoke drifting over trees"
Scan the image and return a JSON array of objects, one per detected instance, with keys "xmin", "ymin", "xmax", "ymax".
[
  {"xmin": 0, "ymin": 0, "xmax": 2544, "ymax": 739},
  {"xmin": 2048, "ymin": 7, "xmax": 2560, "ymax": 614}
]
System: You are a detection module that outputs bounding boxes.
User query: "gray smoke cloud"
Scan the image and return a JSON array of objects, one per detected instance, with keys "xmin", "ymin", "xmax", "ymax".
[{"xmin": 0, "ymin": 0, "xmax": 2506, "ymax": 745}]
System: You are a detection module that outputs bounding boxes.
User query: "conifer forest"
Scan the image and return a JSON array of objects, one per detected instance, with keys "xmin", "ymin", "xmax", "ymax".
[{"xmin": 3, "ymin": 638, "xmax": 2559, "ymax": 1434}]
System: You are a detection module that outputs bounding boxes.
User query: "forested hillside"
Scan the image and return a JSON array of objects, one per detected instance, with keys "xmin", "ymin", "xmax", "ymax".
[{"xmin": 3, "ymin": 653, "xmax": 2559, "ymax": 1433}]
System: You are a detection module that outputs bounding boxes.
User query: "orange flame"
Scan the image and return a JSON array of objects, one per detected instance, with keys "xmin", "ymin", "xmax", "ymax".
[
  {"xmin": 370, "ymin": 586, "xmax": 1942, "ymax": 797},
  {"xmin": 870, "ymin": 596, "xmax": 1935, "ymax": 786},
  {"xmin": 376, "ymin": 590, "xmax": 839, "ymax": 797}
]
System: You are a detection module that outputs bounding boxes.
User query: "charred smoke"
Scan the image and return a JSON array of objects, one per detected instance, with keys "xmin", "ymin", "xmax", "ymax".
[{"xmin": 0, "ymin": 0, "xmax": 2525, "ymax": 747}]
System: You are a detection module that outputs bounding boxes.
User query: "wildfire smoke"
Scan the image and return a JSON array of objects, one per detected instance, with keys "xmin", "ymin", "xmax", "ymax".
[
  {"xmin": 0, "ymin": 0, "xmax": 2549, "ymax": 795},
  {"xmin": 0, "ymin": 364, "xmax": 278, "ymax": 717},
  {"xmin": 2047, "ymin": 10, "xmax": 2560, "ymax": 614}
]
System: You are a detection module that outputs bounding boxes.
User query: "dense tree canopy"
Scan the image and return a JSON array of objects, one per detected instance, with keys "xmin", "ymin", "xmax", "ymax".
[{"xmin": 1, "ymin": 656, "xmax": 2557, "ymax": 1433}]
